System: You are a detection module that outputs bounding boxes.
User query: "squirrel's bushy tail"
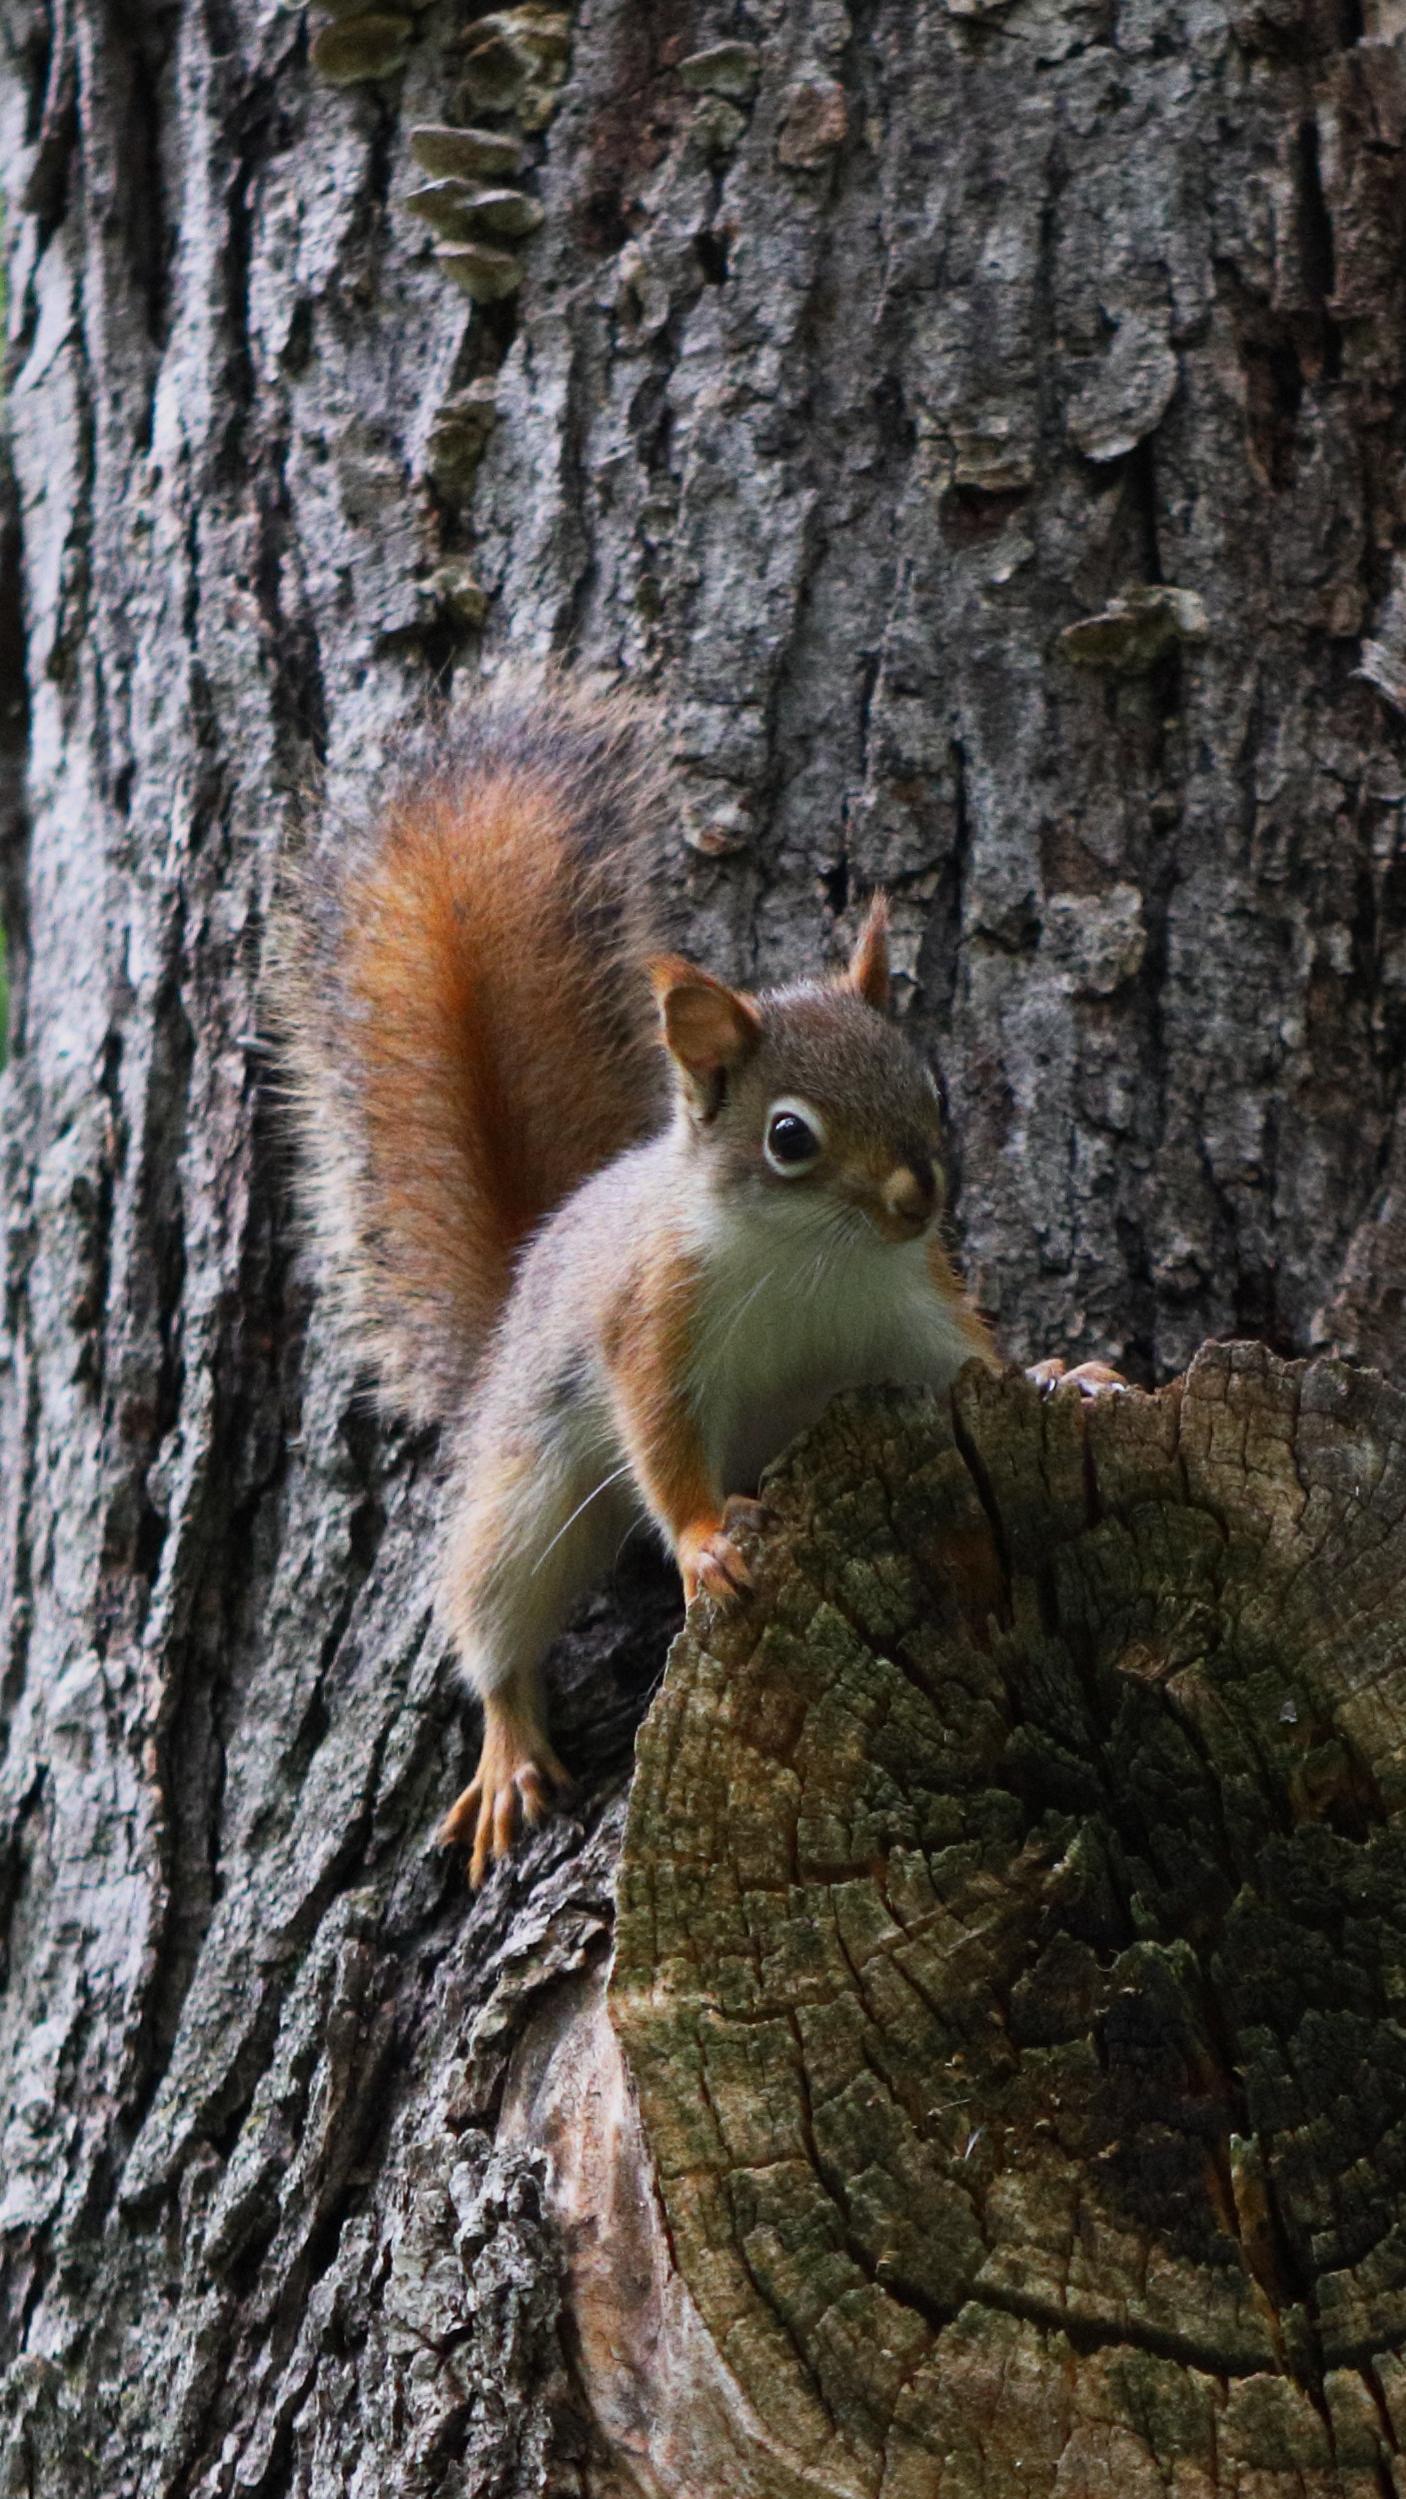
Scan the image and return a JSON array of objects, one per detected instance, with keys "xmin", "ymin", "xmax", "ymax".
[{"xmin": 270, "ymin": 669, "xmax": 670, "ymax": 1425}]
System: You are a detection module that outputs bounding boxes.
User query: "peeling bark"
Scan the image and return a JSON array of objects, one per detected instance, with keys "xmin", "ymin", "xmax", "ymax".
[{"xmin": 1, "ymin": 0, "xmax": 1406, "ymax": 2492}]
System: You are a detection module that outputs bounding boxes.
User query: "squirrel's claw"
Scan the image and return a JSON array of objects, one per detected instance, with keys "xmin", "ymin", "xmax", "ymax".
[
  {"xmin": 1028, "ymin": 1357, "xmax": 1127, "ymax": 1399},
  {"xmin": 679, "ymin": 1498, "xmax": 774, "ymax": 1608},
  {"xmin": 693, "ymin": 1531, "xmax": 752, "ymax": 1603},
  {"xmin": 439, "ymin": 1710, "xmax": 571, "ymax": 1889}
]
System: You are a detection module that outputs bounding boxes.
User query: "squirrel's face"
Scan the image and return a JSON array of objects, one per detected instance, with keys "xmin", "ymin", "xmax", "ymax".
[{"xmin": 649, "ymin": 899, "xmax": 947, "ymax": 1246}]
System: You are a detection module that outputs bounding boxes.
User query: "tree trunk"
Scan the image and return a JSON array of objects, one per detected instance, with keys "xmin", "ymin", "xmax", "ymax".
[{"xmin": 0, "ymin": 1, "xmax": 1404, "ymax": 2495}]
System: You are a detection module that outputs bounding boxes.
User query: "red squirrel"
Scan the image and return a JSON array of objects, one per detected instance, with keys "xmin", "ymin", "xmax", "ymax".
[{"xmin": 273, "ymin": 669, "xmax": 1115, "ymax": 1884}]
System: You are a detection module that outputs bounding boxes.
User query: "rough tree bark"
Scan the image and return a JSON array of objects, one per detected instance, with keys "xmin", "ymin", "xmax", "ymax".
[{"xmin": 1, "ymin": 0, "xmax": 1405, "ymax": 2494}]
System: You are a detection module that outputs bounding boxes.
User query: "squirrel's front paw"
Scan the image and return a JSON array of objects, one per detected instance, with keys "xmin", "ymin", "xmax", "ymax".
[
  {"xmin": 677, "ymin": 1498, "xmax": 773, "ymax": 1608},
  {"xmin": 1028, "ymin": 1357, "xmax": 1127, "ymax": 1399},
  {"xmin": 438, "ymin": 1708, "xmax": 571, "ymax": 1889}
]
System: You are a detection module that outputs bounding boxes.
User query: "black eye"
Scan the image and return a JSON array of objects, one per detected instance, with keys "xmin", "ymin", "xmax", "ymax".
[{"xmin": 766, "ymin": 1110, "xmax": 821, "ymax": 1171}]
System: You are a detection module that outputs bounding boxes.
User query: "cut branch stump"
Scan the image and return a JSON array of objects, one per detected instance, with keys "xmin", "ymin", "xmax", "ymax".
[{"xmin": 521, "ymin": 1345, "xmax": 1406, "ymax": 2499}]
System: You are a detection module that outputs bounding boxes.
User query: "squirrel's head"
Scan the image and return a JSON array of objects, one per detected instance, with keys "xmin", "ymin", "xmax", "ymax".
[{"xmin": 649, "ymin": 898, "xmax": 945, "ymax": 1244}]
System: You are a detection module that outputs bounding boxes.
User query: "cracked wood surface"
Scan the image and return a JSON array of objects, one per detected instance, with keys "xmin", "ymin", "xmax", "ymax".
[
  {"xmin": 607, "ymin": 1345, "xmax": 1406, "ymax": 2498},
  {"xmin": 0, "ymin": 0, "xmax": 1405, "ymax": 2492}
]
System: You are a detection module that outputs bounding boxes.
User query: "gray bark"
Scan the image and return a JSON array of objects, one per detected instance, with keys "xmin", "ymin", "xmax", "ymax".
[{"xmin": 0, "ymin": 0, "xmax": 1404, "ymax": 2491}]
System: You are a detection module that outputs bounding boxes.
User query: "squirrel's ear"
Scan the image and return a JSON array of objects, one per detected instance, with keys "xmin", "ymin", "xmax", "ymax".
[
  {"xmin": 844, "ymin": 893, "xmax": 891, "ymax": 1012},
  {"xmin": 649, "ymin": 956, "xmax": 761, "ymax": 1108}
]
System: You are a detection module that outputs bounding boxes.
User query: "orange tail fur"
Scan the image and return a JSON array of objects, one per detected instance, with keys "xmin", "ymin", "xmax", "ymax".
[{"xmin": 270, "ymin": 670, "xmax": 669, "ymax": 1424}]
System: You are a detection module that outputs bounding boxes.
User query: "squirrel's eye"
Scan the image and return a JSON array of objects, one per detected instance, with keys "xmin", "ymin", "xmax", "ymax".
[{"xmin": 764, "ymin": 1103, "xmax": 824, "ymax": 1175}]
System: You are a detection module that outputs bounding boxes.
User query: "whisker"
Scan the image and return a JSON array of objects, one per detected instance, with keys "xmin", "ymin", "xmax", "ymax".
[
  {"xmin": 530, "ymin": 1463, "xmax": 635, "ymax": 1574},
  {"xmin": 805, "ymin": 1232, "xmax": 838, "ymax": 1302},
  {"xmin": 802, "ymin": 1203, "xmax": 860, "ymax": 1304},
  {"xmin": 714, "ymin": 1263, "xmax": 778, "ymax": 1358},
  {"xmin": 611, "ymin": 1513, "xmax": 648, "ymax": 1573}
]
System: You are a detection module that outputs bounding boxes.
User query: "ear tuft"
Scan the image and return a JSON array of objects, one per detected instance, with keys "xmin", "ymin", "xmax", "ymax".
[
  {"xmin": 648, "ymin": 956, "xmax": 762, "ymax": 1089},
  {"xmin": 845, "ymin": 893, "xmax": 891, "ymax": 1012}
]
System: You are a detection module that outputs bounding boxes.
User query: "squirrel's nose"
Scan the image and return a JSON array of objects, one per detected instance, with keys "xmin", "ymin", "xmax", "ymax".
[{"xmin": 882, "ymin": 1158, "xmax": 937, "ymax": 1234}]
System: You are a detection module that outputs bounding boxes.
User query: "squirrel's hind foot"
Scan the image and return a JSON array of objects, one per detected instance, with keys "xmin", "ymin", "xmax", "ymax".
[{"xmin": 439, "ymin": 1700, "xmax": 571, "ymax": 1889}]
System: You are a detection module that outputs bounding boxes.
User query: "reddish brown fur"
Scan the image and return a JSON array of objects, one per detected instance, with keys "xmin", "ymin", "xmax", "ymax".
[
  {"xmin": 600, "ymin": 1247, "xmax": 765, "ymax": 1601},
  {"xmin": 845, "ymin": 893, "xmax": 892, "ymax": 1011},
  {"xmin": 602, "ymin": 1243, "xmax": 721, "ymax": 1563},
  {"xmin": 268, "ymin": 669, "xmax": 669, "ymax": 1424},
  {"xmin": 648, "ymin": 956, "xmax": 763, "ymax": 1099},
  {"xmin": 346, "ymin": 777, "xmax": 651, "ymax": 1351}
]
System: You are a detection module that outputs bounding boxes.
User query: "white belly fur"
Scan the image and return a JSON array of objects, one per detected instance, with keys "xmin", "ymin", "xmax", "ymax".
[{"xmin": 684, "ymin": 1195, "xmax": 976, "ymax": 1493}]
